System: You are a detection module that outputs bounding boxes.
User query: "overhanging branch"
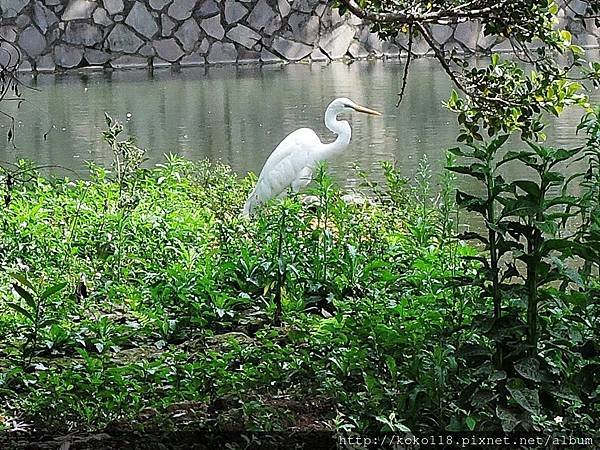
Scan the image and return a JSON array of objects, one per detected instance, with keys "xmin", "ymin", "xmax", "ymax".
[{"xmin": 339, "ymin": 0, "xmax": 508, "ymax": 24}]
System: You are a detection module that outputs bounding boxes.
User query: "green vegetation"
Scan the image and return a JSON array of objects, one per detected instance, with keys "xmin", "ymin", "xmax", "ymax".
[{"xmin": 0, "ymin": 103, "xmax": 598, "ymax": 446}]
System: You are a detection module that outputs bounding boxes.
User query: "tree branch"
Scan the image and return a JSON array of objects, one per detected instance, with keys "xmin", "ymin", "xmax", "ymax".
[{"xmin": 339, "ymin": 0, "xmax": 507, "ymax": 24}]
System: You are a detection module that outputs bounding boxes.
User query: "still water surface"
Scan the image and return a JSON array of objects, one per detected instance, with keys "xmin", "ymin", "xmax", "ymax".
[{"xmin": 1, "ymin": 59, "xmax": 597, "ymax": 187}]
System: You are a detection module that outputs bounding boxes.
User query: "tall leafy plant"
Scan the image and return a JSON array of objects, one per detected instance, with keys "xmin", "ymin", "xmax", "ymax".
[
  {"xmin": 101, "ymin": 114, "xmax": 146, "ymax": 283},
  {"xmin": 576, "ymin": 106, "xmax": 600, "ymax": 278},
  {"xmin": 7, "ymin": 274, "xmax": 67, "ymax": 364},
  {"xmin": 446, "ymin": 52, "xmax": 597, "ymax": 361}
]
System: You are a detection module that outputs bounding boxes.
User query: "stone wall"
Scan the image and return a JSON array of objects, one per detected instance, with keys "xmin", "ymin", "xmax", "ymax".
[{"xmin": 0, "ymin": 0, "xmax": 598, "ymax": 71}]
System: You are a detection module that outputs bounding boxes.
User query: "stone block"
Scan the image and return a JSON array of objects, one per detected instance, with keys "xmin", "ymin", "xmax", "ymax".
[
  {"xmin": 348, "ymin": 41, "xmax": 368, "ymax": 58},
  {"xmin": 196, "ymin": 0, "xmax": 219, "ymax": 18},
  {"xmin": 85, "ymin": 48, "xmax": 111, "ymax": 64},
  {"xmin": 207, "ymin": 41, "xmax": 237, "ymax": 63},
  {"xmin": 320, "ymin": 23, "xmax": 355, "ymax": 59},
  {"xmin": 18, "ymin": 26, "xmax": 46, "ymax": 57},
  {"xmin": 93, "ymin": 7, "xmax": 113, "ymax": 26},
  {"xmin": 237, "ymin": 48, "xmax": 260, "ymax": 63},
  {"xmin": 227, "ymin": 24, "xmax": 261, "ymax": 49},
  {"xmin": 287, "ymin": 12, "xmax": 319, "ymax": 44},
  {"xmin": 0, "ymin": 26, "xmax": 18, "ymax": 43},
  {"xmin": 168, "ymin": 0, "xmax": 197, "ymax": 20},
  {"xmin": 260, "ymin": 47, "xmax": 280, "ymax": 62},
  {"xmin": 126, "ymin": 2, "xmax": 159, "ymax": 39},
  {"xmin": 54, "ymin": 44, "xmax": 83, "ymax": 68},
  {"xmin": 150, "ymin": 0, "xmax": 171, "ymax": 11},
  {"xmin": 201, "ymin": 15, "xmax": 224, "ymax": 40},
  {"xmin": 271, "ymin": 36, "xmax": 311, "ymax": 60},
  {"xmin": 224, "ymin": 1, "xmax": 248, "ymax": 24},
  {"xmin": 110, "ymin": 55, "xmax": 149, "ymax": 68},
  {"xmin": 35, "ymin": 53, "xmax": 56, "ymax": 71},
  {"xmin": 247, "ymin": 0, "xmax": 276, "ymax": 31},
  {"xmin": 63, "ymin": 22, "xmax": 103, "ymax": 46},
  {"xmin": 153, "ymin": 38, "xmax": 185, "ymax": 61},
  {"xmin": 277, "ymin": 0, "xmax": 290, "ymax": 17},
  {"xmin": 174, "ymin": 18, "xmax": 201, "ymax": 52},
  {"xmin": 180, "ymin": 51, "xmax": 205, "ymax": 66},
  {"xmin": 161, "ymin": 14, "xmax": 176, "ymax": 36},
  {"xmin": 33, "ymin": 2, "xmax": 59, "ymax": 34},
  {"xmin": 62, "ymin": 0, "xmax": 97, "ymax": 20},
  {"xmin": 0, "ymin": 0, "xmax": 29, "ymax": 18},
  {"xmin": 107, "ymin": 24, "xmax": 144, "ymax": 53},
  {"xmin": 103, "ymin": 0, "xmax": 124, "ymax": 15}
]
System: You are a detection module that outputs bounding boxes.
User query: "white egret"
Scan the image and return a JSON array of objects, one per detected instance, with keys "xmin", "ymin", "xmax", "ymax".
[{"xmin": 242, "ymin": 97, "xmax": 382, "ymax": 217}]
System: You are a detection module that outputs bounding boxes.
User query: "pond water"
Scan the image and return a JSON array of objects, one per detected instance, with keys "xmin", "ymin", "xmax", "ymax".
[{"xmin": 1, "ymin": 58, "xmax": 598, "ymax": 190}]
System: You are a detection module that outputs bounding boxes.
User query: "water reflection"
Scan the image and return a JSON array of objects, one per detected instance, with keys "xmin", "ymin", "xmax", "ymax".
[{"xmin": 1, "ymin": 59, "xmax": 598, "ymax": 190}]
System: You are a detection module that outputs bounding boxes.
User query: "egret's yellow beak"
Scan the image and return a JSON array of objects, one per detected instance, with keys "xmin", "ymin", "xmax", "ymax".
[{"xmin": 352, "ymin": 104, "xmax": 382, "ymax": 116}]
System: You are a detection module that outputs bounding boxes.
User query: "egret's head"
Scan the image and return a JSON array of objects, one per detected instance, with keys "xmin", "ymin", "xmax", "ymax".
[{"xmin": 328, "ymin": 97, "xmax": 382, "ymax": 116}]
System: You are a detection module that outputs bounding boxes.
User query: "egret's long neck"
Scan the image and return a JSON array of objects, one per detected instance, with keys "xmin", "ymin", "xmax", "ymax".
[{"xmin": 318, "ymin": 106, "xmax": 351, "ymax": 160}]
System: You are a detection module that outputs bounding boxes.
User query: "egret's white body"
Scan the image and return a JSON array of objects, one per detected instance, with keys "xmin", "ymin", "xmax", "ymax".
[{"xmin": 242, "ymin": 98, "xmax": 381, "ymax": 217}]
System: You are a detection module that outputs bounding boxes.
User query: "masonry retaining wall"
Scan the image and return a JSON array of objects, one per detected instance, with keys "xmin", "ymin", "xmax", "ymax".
[{"xmin": 0, "ymin": 0, "xmax": 598, "ymax": 71}]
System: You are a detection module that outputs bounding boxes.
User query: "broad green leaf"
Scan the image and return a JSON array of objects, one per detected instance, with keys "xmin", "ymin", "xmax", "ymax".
[
  {"xmin": 456, "ymin": 190, "xmax": 488, "ymax": 215},
  {"xmin": 513, "ymin": 180, "xmax": 541, "ymax": 199},
  {"xmin": 534, "ymin": 220, "xmax": 558, "ymax": 235},
  {"xmin": 496, "ymin": 406, "xmax": 520, "ymax": 432},
  {"xmin": 447, "ymin": 147, "xmax": 474, "ymax": 158},
  {"xmin": 12, "ymin": 273, "xmax": 35, "ymax": 292},
  {"xmin": 6, "ymin": 302, "xmax": 34, "ymax": 321},
  {"xmin": 490, "ymin": 370, "xmax": 507, "ymax": 381},
  {"xmin": 446, "ymin": 165, "xmax": 487, "ymax": 182},
  {"xmin": 384, "ymin": 355, "xmax": 397, "ymax": 382},
  {"xmin": 466, "ymin": 416, "xmax": 476, "ymax": 431},
  {"xmin": 514, "ymin": 357, "xmax": 541, "ymax": 382},
  {"xmin": 506, "ymin": 378, "xmax": 541, "ymax": 414},
  {"xmin": 12, "ymin": 284, "xmax": 36, "ymax": 310},
  {"xmin": 488, "ymin": 134, "xmax": 510, "ymax": 153},
  {"xmin": 41, "ymin": 282, "xmax": 68, "ymax": 300},
  {"xmin": 498, "ymin": 150, "xmax": 536, "ymax": 167}
]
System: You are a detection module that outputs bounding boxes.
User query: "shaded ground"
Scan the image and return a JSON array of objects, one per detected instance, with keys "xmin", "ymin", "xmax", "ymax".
[
  {"xmin": 3, "ymin": 431, "xmax": 344, "ymax": 450},
  {"xmin": 1, "ymin": 430, "xmax": 338, "ymax": 450}
]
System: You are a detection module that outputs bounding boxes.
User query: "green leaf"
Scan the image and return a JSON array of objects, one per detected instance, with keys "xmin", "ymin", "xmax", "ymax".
[
  {"xmin": 447, "ymin": 147, "xmax": 474, "ymax": 158},
  {"xmin": 544, "ymin": 195, "xmax": 580, "ymax": 208},
  {"xmin": 12, "ymin": 283, "xmax": 36, "ymax": 310},
  {"xmin": 384, "ymin": 355, "xmax": 397, "ymax": 382},
  {"xmin": 12, "ymin": 273, "xmax": 35, "ymax": 292},
  {"xmin": 41, "ymin": 282, "xmax": 68, "ymax": 300},
  {"xmin": 496, "ymin": 406, "xmax": 520, "ymax": 432},
  {"xmin": 542, "ymin": 239, "xmax": 598, "ymax": 261},
  {"xmin": 466, "ymin": 416, "xmax": 476, "ymax": 431},
  {"xmin": 498, "ymin": 150, "xmax": 536, "ymax": 167},
  {"xmin": 6, "ymin": 302, "xmax": 34, "ymax": 321},
  {"xmin": 534, "ymin": 220, "xmax": 558, "ymax": 235},
  {"xmin": 488, "ymin": 134, "xmax": 510, "ymax": 153},
  {"xmin": 446, "ymin": 165, "xmax": 486, "ymax": 182},
  {"xmin": 450, "ymin": 89, "xmax": 459, "ymax": 105},
  {"xmin": 514, "ymin": 357, "xmax": 542, "ymax": 382},
  {"xmin": 560, "ymin": 29, "xmax": 572, "ymax": 45},
  {"xmin": 513, "ymin": 180, "xmax": 541, "ymax": 199},
  {"xmin": 456, "ymin": 190, "xmax": 488, "ymax": 215},
  {"xmin": 38, "ymin": 318, "xmax": 58, "ymax": 328},
  {"xmin": 490, "ymin": 370, "xmax": 507, "ymax": 381},
  {"xmin": 506, "ymin": 378, "xmax": 541, "ymax": 414},
  {"xmin": 548, "ymin": 147, "xmax": 581, "ymax": 167},
  {"xmin": 499, "ymin": 197, "xmax": 537, "ymax": 219}
]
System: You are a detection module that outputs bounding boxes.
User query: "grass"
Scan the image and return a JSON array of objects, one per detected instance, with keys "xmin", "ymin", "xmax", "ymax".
[{"xmin": 0, "ymin": 148, "xmax": 597, "ymax": 447}]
